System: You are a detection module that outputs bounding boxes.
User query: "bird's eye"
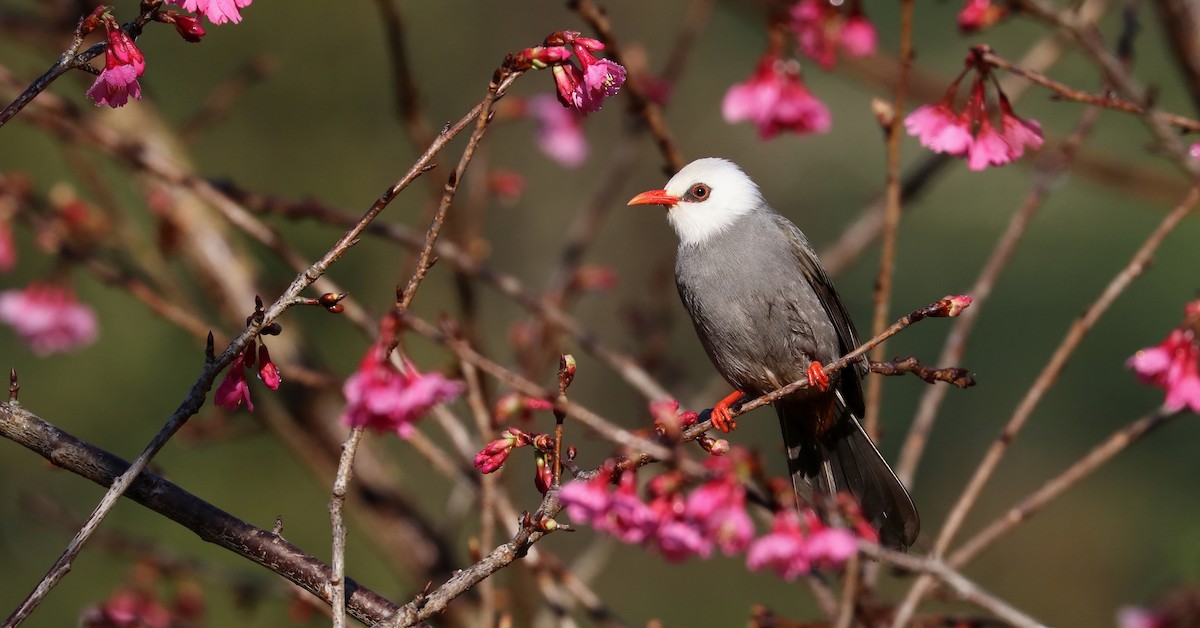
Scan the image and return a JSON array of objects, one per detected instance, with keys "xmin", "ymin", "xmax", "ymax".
[{"xmin": 687, "ymin": 183, "xmax": 711, "ymax": 202}]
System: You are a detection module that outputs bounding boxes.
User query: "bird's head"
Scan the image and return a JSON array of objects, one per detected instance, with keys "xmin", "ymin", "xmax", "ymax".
[{"xmin": 627, "ymin": 157, "xmax": 765, "ymax": 247}]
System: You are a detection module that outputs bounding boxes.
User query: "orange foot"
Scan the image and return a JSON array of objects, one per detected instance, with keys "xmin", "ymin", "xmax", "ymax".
[
  {"xmin": 806, "ymin": 361, "xmax": 831, "ymax": 392},
  {"xmin": 710, "ymin": 390, "xmax": 745, "ymax": 433}
]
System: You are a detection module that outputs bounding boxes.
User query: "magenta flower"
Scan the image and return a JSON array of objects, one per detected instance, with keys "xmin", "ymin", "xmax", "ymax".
[
  {"xmin": 805, "ymin": 527, "xmax": 858, "ymax": 568},
  {"xmin": 605, "ymin": 471, "xmax": 658, "ymax": 543},
  {"xmin": 746, "ymin": 510, "xmax": 811, "ymax": 580},
  {"xmin": 573, "ymin": 44, "xmax": 626, "ymax": 109},
  {"xmin": 958, "ymin": 0, "xmax": 1007, "ymax": 32},
  {"xmin": 686, "ymin": 478, "xmax": 753, "ymax": 555},
  {"xmin": 790, "ymin": 0, "xmax": 877, "ymax": 70},
  {"xmin": 170, "ymin": 14, "xmax": 207, "ymax": 42},
  {"xmin": 0, "ymin": 283, "xmax": 98, "ymax": 355},
  {"xmin": 559, "ymin": 474, "xmax": 612, "ymax": 526},
  {"xmin": 86, "ymin": 64, "xmax": 142, "ymax": 108},
  {"xmin": 341, "ymin": 346, "xmax": 465, "ymax": 437},
  {"xmin": 528, "ymin": 94, "xmax": 589, "ymax": 168},
  {"xmin": 1128, "ymin": 327, "xmax": 1200, "ymax": 413},
  {"xmin": 104, "ymin": 22, "xmax": 145, "ymax": 76},
  {"xmin": 215, "ymin": 349, "xmax": 254, "ymax": 411},
  {"xmin": 165, "ymin": 0, "xmax": 252, "ymax": 25},
  {"xmin": 257, "ymin": 343, "xmax": 281, "ymax": 390},
  {"xmin": 655, "ymin": 519, "xmax": 712, "ymax": 562},
  {"xmin": 0, "ymin": 221, "xmax": 15, "ymax": 272},
  {"xmin": 722, "ymin": 55, "xmax": 831, "ymax": 139}
]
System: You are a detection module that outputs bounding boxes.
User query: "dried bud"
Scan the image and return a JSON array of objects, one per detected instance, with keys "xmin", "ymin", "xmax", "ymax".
[
  {"xmin": 559, "ymin": 353, "xmax": 576, "ymax": 389},
  {"xmin": 318, "ymin": 292, "xmax": 348, "ymax": 311},
  {"xmin": 261, "ymin": 322, "xmax": 283, "ymax": 336},
  {"xmin": 871, "ymin": 98, "xmax": 894, "ymax": 129}
]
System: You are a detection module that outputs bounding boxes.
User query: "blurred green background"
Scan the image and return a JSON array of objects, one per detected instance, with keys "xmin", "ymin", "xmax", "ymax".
[{"xmin": 2, "ymin": 1, "xmax": 1200, "ymax": 626}]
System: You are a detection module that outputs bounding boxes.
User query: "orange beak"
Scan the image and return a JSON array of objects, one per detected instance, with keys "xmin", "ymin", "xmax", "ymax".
[{"xmin": 627, "ymin": 189, "xmax": 680, "ymax": 207}]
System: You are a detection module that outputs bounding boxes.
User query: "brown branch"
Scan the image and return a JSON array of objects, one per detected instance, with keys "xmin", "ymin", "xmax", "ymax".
[
  {"xmin": 0, "ymin": 403, "xmax": 399, "ymax": 625},
  {"xmin": 869, "ymin": 357, "xmax": 975, "ymax": 389},
  {"xmin": 896, "ymin": 101, "xmax": 1104, "ymax": 488},
  {"xmin": 978, "ymin": 47, "xmax": 1200, "ymax": 132},
  {"xmin": 949, "ymin": 407, "xmax": 1181, "ymax": 567},
  {"xmin": 864, "ymin": 0, "xmax": 916, "ymax": 439},
  {"xmin": 892, "ymin": 183, "xmax": 1200, "ymax": 627}
]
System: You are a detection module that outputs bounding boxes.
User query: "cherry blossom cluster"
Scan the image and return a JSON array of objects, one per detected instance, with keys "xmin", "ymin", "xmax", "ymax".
[
  {"xmin": 1127, "ymin": 299, "xmax": 1200, "ymax": 414},
  {"xmin": 557, "ymin": 451, "xmax": 866, "ymax": 574},
  {"xmin": 81, "ymin": 0, "xmax": 256, "ymax": 109},
  {"xmin": 904, "ymin": 47, "xmax": 1044, "ymax": 171},
  {"xmin": 512, "ymin": 31, "xmax": 627, "ymax": 115},
  {"xmin": 339, "ymin": 342, "xmax": 464, "ymax": 438},
  {"xmin": 723, "ymin": 1, "xmax": 877, "ymax": 139},
  {"xmin": 214, "ymin": 327, "xmax": 281, "ymax": 412}
]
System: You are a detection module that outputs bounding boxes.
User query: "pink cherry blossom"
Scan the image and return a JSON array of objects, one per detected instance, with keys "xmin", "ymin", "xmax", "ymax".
[
  {"xmin": 686, "ymin": 479, "xmax": 754, "ymax": 555},
  {"xmin": 604, "ymin": 471, "xmax": 657, "ymax": 543},
  {"xmin": 746, "ymin": 510, "xmax": 811, "ymax": 580},
  {"xmin": 215, "ymin": 350, "xmax": 254, "ymax": 411},
  {"xmin": 0, "ymin": 283, "xmax": 98, "ymax": 355},
  {"xmin": 341, "ymin": 346, "xmax": 464, "ymax": 437},
  {"xmin": 904, "ymin": 103, "xmax": 971, "ymax": 155},
  {"xmin": 86, "ymin": 64, "xmax": 142, "ymax": 108},
  {"xmin": 1128, "ymin": 327, "xmax": 1200, "ymax": 413},
  {"xmin": 104, "ymin": 23, "xmax": 145, "ymax": 76},
  {"xmin": 559, "ymin": 474, "xmax": 612, "ymax": 525},
  {"xmin": 839, "ymin": 17, "xmax": 877, "ymax": 58},
  {"xmin": 722, "ymin": 55, "xmax": 831, "ymax": 139},
  {"xmin": 966, "ymin": 119, "xmax": 1013, "ymax": 170},
  {"xmin": 805, "ymin": 527, "xmax": 858, "ymax": 567},
  {"xmin": 998, "ymin": 94, "xmax": 1044, "ymax": 159},
  {"xmin": 655, "ymin": 519, "xmax": 712, "ymax": 562},
  {"xmin": 790, "ymin": 0, "xmax": 876, "ymax": 70},
  {"xmin": 528, "ymin": 94, "xmax": 588, "ymax": 168},
  {"xmin": 166, "ymin": 0, "xmax": 252, "ymax": 25}
]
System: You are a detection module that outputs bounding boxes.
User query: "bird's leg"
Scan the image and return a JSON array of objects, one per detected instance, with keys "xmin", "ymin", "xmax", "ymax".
[
  {"xmin": 709, "ymin": 390, "xmax": 745, "ymax": 433},
  {"xmin": 806, "ymin": 361, "xmax": 830, "ymax": 392}
]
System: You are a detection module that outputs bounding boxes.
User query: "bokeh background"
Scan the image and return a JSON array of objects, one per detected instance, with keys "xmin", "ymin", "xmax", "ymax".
[{"xmin": 2, "ymin": 1, "xmax": 1199, "ymax": 626}]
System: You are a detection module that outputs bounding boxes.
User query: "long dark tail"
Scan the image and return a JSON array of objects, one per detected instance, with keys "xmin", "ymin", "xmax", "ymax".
[{"xmin": 776, "ymin": 394, "xmax": 920, "ymax": 550}]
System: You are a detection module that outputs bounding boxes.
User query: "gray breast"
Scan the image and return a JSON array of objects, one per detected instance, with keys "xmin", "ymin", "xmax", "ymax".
[{"xmin": 675, "ymin": 209, "xmax": 841, "ymax": 395}]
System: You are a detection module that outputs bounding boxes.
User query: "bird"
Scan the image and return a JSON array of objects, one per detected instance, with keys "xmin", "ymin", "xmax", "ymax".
[{"xmin": 627, "ymin": 157, "xmax": 919, "ymax": 549}]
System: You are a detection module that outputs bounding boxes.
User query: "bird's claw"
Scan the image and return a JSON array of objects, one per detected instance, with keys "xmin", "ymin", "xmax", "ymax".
[
  {"xmin": 806, "ymin": 361, "xmax": 830, "ymax": 392},
  {"xmin": 710, "ymin": 390, "xmax": 745, "ymax": 433}
]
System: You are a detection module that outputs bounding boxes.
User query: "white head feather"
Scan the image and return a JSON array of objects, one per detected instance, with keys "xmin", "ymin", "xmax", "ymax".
[{"xmin": 661, "ymin": 158, "xmax": 765, "ymax": 247}]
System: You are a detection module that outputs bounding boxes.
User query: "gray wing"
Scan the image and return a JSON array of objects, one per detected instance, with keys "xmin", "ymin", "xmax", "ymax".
[{"xmin": 770, "ymin": 212, "xmax": 867, "ymax": 415}]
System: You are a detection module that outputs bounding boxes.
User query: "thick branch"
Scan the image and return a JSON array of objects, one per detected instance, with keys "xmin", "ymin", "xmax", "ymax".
[{"xmin": 0, "ymin": 402, "xmax": 399, "ymax": 625}]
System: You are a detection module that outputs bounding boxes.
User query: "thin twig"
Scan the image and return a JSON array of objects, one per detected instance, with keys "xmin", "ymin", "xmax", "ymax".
[
  {"xmin": 949, "ymin": 407, "xmax": 1181, "ymax": 567},
  {"xmin": 890, "ymin": 184, "xmax": 1200, "ymax": 627},
  {"xmin": 863, "ymin": 0, "xmax": 915, "ymax": 439},
  {"xmin": 329, "ymin": 427, "xmax": 366, "ymax": 628},
  {"xmin": 895, "ymin": 102, "xmax": 1103, "ymax": 488}
]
